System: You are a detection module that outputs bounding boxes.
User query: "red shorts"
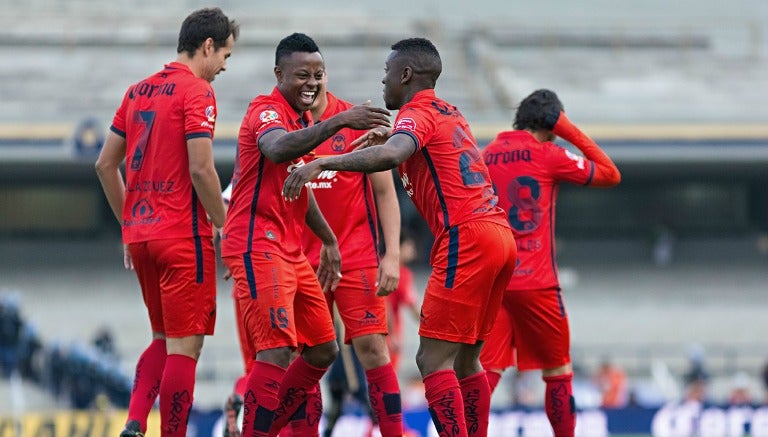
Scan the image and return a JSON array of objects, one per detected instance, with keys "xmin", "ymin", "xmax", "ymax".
[
  {"xmin": 481, "ymin": 288, "xmax": 570, "ymax": 371},
  {"xmin": 224, "ymin": 252, "xmax": 336, "ymax": 354},
  {"xmin": 419, "ymin": 221, "xmax": 517, "ymax": 344},
  {"xmin": 325, "ymin": 267, "xmax": 388, "ymax": 344},
  {"xmin": 232, "ymin": 285, "xmax": 255, "ymax": 374},
  {"xmin": 129, "ymin": 237, "xmax": 217, "ymax": 338}
]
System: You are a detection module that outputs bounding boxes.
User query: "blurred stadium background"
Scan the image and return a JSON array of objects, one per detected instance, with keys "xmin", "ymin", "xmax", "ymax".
[{"xmin": 1, "ymin": 0, "xmax": 768, "ymax": 435}]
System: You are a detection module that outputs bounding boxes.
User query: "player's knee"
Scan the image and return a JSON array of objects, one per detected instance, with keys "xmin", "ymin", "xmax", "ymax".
[
  {"xmin": 415, "ymin": 347, "xmax": 434, "ymax": 376},
  {"xmin": 304, "ymin": 340, "xmax": 338, "ymax": 368},
  {"xmin": 256, "ymin": 346, "xmax": 294, "ymax": 368},
  {"xmin": 353, "ymin": 335, "xmax": 390, "ymax": 369}
]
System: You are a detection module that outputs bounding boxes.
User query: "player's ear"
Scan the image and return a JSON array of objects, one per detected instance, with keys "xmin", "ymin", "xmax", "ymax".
[
  {"xmin": 401, "ymin": 66, "xmax": 412, "ymax": 84},
  {"xmin": 274, "ymin": 66, "xmax": 283, "ymax": 83},
  {"xmin": 202, "ymin": 37, "xmax": 215, "ymax": 56}
]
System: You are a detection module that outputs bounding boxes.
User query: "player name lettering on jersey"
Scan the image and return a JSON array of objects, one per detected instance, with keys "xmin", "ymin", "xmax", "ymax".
[
  {"xmin": 484, "ymin": 149, "xmax": 532, "ymax": 166},
  {"xmin": 128, "ymin": 82, "xmax": 176, "ymax": 99},
  {"xmin": 516, "ymin": 238, "xmax": 541, "ymax": 252},
  {"xmin": 125, "ymin": 180, "xmax": 175, "ymax": 193}
]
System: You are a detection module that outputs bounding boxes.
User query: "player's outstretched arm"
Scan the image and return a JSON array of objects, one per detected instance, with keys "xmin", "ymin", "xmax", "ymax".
[
  {"xmin": 283, "ymin": 134, "xmax": 415, "ymax": 201},
  {"xmin": 260, "ymin": 104, "xmax": 391, "ymax": 164},
  {"xmin": 551, "ymin": 112, "xmax": 621, "ymax": 187},
  {"xmin": 350, "ymin": 126, "xmax": 392, "ymax": 151}
]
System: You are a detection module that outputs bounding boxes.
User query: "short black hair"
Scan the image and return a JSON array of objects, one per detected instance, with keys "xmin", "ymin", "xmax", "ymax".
[
  {"xmin": 275, "ymin": 33, "xmax": 321, "ymax": 66},
  {"xmin": 177, "ymin": 8, "xmax": 239, "ymax": 55},
  {"xmin": 514, "ymin": 89, "xmax": 564, "ymax": 131},
  {"xmin": 391, "ymin": 37, "xmax": 442, "ymax": 82}
]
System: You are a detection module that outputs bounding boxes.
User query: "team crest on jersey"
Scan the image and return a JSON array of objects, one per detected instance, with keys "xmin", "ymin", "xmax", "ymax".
[
  {"xmin": 265, "ymin": 230, "xmax": 276, "ymax": 240},
  {"xmin": 331, "ymin": 134, "xmax": 346, "ymax": 152},
  {"xmin": 395, "ymin": 117, "xmax": 416, "ymax": 132},
  {"xmin": 205, "ymin": 105, "xmax": 216, "ymax": 123},
  {"xmin": 260, "ymin": 110, "xmax": 279, "ymax": 122}
]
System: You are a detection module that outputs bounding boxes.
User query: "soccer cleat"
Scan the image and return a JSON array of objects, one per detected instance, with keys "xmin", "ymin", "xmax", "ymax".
[
  {"xmin": 223, "ymin": 393, "xmax": 244, "ymax": 437},
  {"xmin": 119, "ymin": 420, "xmax": 145, "ymax": 437}
]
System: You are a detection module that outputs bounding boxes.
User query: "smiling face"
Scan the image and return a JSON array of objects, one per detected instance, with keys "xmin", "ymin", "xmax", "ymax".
[{"xmin": 275, "ymin": 51, "xmax": 325, "ymax": 113}]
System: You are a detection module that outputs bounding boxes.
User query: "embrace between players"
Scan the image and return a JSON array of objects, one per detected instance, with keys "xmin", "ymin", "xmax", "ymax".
[{"xmin": 96, "ymin": 7, "xmax": 621, "ymax": 437}]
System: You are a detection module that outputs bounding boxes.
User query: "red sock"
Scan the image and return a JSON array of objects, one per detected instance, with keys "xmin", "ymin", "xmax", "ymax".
[
  {"xmin": 424, "ymin": 369, "xmax": 467, "ymax": 437},
  {"xmin": 459, "ymin": 371, "xmax": 491, "ymax": 437},
  {"xmin": 268, "ymin": 356, "xmax": 328, "ymax": 436},
  {"xmin": 126, "ymin": 339, "xmax": 166, "ymax": 433},
  {"xmin": 287, "ymin": 383, "xmax": 322, "ymax": 436},
  {"xmin": 485, "ymin": 370, "xmax": 502, "ymax": 394},
  {"xmin": 242, "ymin": 361, "xmax": 285, "ymax": 437},
  {"xmin": 159, "ymin": 354, "xmax": 196, "ymax": 436},
  {"xmin": 234, "ymin": 373, "xmax": 248, "ymax": 397},
  {"xmin": 543, "ymin": 373, "xmax": 576, "ymax": 437},
  {"xmin": 365, "ymin": 364, "xmax": 403, "ymax": 437}
]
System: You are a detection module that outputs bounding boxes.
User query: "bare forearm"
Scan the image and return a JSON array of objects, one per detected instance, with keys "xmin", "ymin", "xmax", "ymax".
[
  {"xmin": 191, "ymin": 167, "xmax": 226, "ymax": 228},
  {"xmin": 319, "ymin": 145, "xmax": 403, "ymax": 174},
  {"xmin": 96, "ymin": 167, "xmax": 125, "ymax": 223},
  {"xmin": 371, "ymin": 172, "xmax": 401, "ymax": 258},
  {"xmin": 305, "ymin": 193, "xmax": 336, "ymax": 245}
]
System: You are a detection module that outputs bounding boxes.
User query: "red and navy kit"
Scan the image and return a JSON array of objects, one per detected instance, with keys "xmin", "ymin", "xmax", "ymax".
[
  {"xmin": 392, "ymin": 89, "xmax": 517, "ymax": 344},
  {"xmin": 221, "ymin": 87, "xmax": 312, "ymax": 261},
  {"xmin": 393, "ymin": 89, "xmax": 509, "ymax": 264},
  {"xmin": 221, "ymin": 86, "xmax": 336, "ymax": 353},
  {"xmin": 482, "ymin": 128, "xmax": 617, "ymax": 290},
  {"xmin": 111, "ymin": 61, "xmax": 217, "ymax": 243},
  {"xmin": 301, "ymin": 92, "xmax": 378, "ymax": 271}
]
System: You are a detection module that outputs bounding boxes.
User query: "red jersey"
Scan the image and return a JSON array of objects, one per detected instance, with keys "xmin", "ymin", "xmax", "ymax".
[
  {"xmin": 482, "ymin": 130, "xmax": 598, "ymax": 290},
  {"xmin": 301, "ymin": 92, "xmax": 379, "ymax": 270},
  {"xmin": 110, "ymin": 62, "xmax": 217, "ymax": 243},
  {"xmin": 393, "ymin": 89, "xmax": 508, "ymax": 252},
  {"xmin": 221, "ymin": 87, "xmax": 312, "ymax": 261}
]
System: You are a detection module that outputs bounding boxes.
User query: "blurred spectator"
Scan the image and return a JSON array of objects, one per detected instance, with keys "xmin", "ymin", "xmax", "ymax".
[
  {"xmin": 682, "ymin": 374, "xmax": 709, "ymax": 405},
  {"xmin": 682, "ymin": 344, "xmax": 711, "ymax": 405},
  {"xmin": 0, "ymin": 297, "xmax": 23, "ymax": 378},
  {"xmin": 47, "ymin": 342, "xmax": 67, "ymax": 400},
  {"xmin": 92, "ymin": 325, "xmax": 117, "ymax": 359},
  {"xmin": 684, "ymin": 344, "xmax": 709, "ymax": 385},
  {"xmin": 592, "ymin": 358, "xmax": 629, "ymax": 408},
  {"xmin": 727, "ymin": 371, "xmax": 754, "ymax": 406},
  {"xmin": 17, "ymin": 322, "xmax": 43, "ymax": 383}
]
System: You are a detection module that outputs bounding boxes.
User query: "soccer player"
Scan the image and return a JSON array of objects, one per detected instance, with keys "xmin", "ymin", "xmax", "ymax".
[
  {"xmin": 283, "ymin": 37, "xmax": 518, "ymax": 437},
  {"xmin": 219, "ymin": 33, "xmax": 391, "ymax": 437},
  {"xmin": 479, "ymin": 89, "xmax": 621, "ymax": 437},
  {"xmin": 299, "ymin": 69, "xmax": 405, "ymax": 436},
  {"xmin": 94, "ymin": 8, "xmax": 239, "ymax": 437}
]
